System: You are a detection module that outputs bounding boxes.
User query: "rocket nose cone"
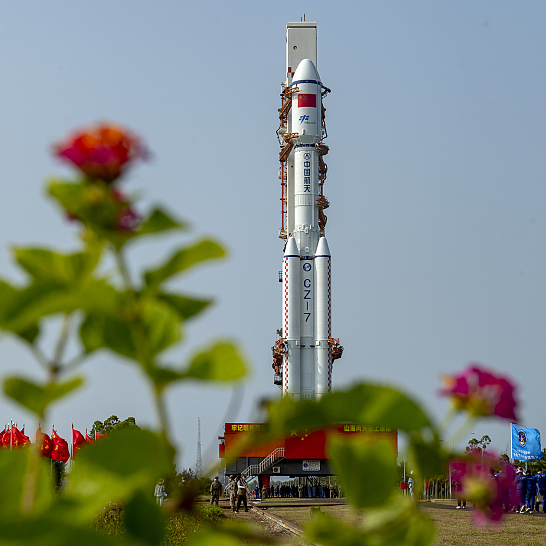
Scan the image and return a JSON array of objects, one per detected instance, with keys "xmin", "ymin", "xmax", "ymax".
[
  {"xmin": 284, "ymin": 236, "xmax": 299, "ymax": 257},
  {"xmin": 315, "ymin": 237, "xmax": 330, "ymax": 257},
  {"xmin": 293, "ymin": 59, "xmax": 320, "ymax": 82}
]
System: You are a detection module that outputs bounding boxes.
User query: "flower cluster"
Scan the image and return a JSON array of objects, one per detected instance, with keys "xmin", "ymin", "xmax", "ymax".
[
  {"xmin": 52, "ymin": 123, "xmax": 146, "ymax": 235},
  {"xmin": 54, "ymin": 123, "xmax": 147, "ymax": 183},
  {"xmin": 451, "ymin": 453, "xmax": 516, "ymax": 524},
  {"xmin": 441, "ymin": 364, "xmax": 517, "ymax": 421}
]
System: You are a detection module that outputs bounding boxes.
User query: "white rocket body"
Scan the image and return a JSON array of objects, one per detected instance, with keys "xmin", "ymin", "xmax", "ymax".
[{"xmin": 281, "ymin": 57, "xmax": 332, "ymax": 401}]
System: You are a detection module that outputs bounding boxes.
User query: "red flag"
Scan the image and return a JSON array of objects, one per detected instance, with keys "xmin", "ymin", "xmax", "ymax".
[
  {"xmin": 36, "ymin": 428, "xmax": 52, "ymax": 458},
  {"xmin": 85, "ymin": 433, "xmax": 95, "ymax": 444},
  {"xmin": 95, "ymin": 430, "xmax": 108, "ymax": 441},
  {"xmin": 72, "ymin": 427, "xmax": 86, "ymax": 458},
  {"xmin": 13, "ymin": 426, "xmax": 30, "ymax": 448},
  {"xmin": 298, "ymin": 94, "xmax": 317, "ymax": 108},
  {"xmin": 0, "ymin": 428, "xmax": 6, "ymax": 449},
  {"xmin": 2, "ymin": 427, "xmax": 12, "ymax": 449},
  {"xmin": 51, "ymin": 429, "xmax": 70, "ymax": 463}
]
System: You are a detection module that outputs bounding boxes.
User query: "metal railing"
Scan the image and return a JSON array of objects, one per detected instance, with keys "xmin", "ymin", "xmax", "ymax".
[{"xmin": 240, "ymin": 447, "xmax": 286, "ymax": 480}]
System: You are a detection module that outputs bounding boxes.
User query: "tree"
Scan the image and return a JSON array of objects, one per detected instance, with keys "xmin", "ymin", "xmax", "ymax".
[
  {"xmin": 90, "ymin": 415, "xmax": 139, "ymax": 436},
  {"xmin": 466, "ymin": 435, "xmax": 491, "ymax": 454}
]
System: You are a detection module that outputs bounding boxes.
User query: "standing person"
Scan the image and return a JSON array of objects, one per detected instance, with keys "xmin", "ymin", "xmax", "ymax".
[
  {"xmin": 515, "ymin": 467, "xmax": 527, "ymax": 513},
  {"xmin": 154, "ymin": 479, "xmax": 166, "ymax": 506},
  {"xmin": 236, "ymin": 475, "xmax": 248, "ymax": 512},
  {"xmin": 210, "ymin": 476, "xmax": 222, "ymax": 507},
  {"xmin": 408, "ymin": 473, "xmax": 415, "ymax": 502},
  {"xmin": 329, "ymin": 483, "xmax": 334, "ymax": 498},
  {"xmin": 536, "ymin": 468, "xmax": 546, "ymax": 513},
  {"xmin": 298, "ymin": 483, "xmax": 303, "ymax": 498},
  {"xmin": 229, "ymin": 475, "xmax": 237, "ymax": 512},
  {"xmin": 525, "ymin": 470, "xmax": 537, "ymax": 513}
]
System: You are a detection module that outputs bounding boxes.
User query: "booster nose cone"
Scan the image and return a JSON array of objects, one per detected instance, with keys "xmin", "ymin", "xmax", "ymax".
[
  {"xmin": 293, "ymin": 59, "xmax": 320, "ymax": 84},
  {"xmin": 315, "ymin": 236, "xmax": 330, "ymax": 257},
  {"xmin": 284, "ymin": 236, "xmax": 299, "ymax": 257}
]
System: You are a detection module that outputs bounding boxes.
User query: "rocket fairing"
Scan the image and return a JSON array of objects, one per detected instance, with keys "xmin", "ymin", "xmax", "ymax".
[{"xmin": 272, "ymin": 23, "xmax": 342, "ymax": 401}]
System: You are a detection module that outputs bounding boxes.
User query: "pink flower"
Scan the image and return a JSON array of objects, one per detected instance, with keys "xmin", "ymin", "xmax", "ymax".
[
  {"xmin": 441, "ymin": 365, "xmax": 517, "ymax": 420},
  {"xmin": 54, "ymin": 123, "xmax": 147, "ymax": 183},
  {"xmin": 451, "ymin": 453, "xmax": 515, "ymax": 525}
]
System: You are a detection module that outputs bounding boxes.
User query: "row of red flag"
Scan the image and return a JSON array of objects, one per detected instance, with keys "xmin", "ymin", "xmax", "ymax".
[{"xmin": 0, "ymin": 425, "xmax": 107, "ymax": 463}]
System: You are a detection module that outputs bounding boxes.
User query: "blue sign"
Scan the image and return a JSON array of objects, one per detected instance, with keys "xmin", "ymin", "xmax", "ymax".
[{"xmin": 511, "ymin": 424, "xmax": 542, "ymax": 461}]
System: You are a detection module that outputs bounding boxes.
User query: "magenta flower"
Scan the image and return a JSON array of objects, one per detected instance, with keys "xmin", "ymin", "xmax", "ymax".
[
  {"xmin": 441, "ymin": 365, "xmax": 517, "ymax": 420},
  {"xmin": 451, "ymin": 453, "xmax": 516, "ymax": 525},
  {"xmin": 54, "ymin": 123, "xmax": 147, "ymax": 183}
]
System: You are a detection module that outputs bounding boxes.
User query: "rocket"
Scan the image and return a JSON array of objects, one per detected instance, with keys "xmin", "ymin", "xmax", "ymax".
[{"xmin": 272, "ymin": 23, "xmax": 343, "ymax": 401}]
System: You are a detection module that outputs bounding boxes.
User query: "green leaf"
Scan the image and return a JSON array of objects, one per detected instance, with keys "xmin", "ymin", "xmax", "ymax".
[
  {"xmin": 406, "ymin": 432, "xmax": 449, "ymax": 485},
  {"xmin": 65, "ymin": 428, "xmax": 172, "ymax": 523},
  {"xmin": 138, "ymin": 207, "xmax": 188, "ymax": 236},
  {"xmin": 4, "ymin": 377, "xmax": 84, "ymax": 417},
  {"xmin": 0, "ymin": 280, "xmax": 120, "ymax": 335},
  {"xmin": 144, "ymin": 239, "xmax": 225, "ymax": 288},
  {"xmin": 0, "ymin": 514, "xmax": 141, "ymax": 545},
  {"xmin": 257, "ymin": 383, "xmax": 431, "ymax": 441},
  {"xmin": 182, "ymin": 341, "xmax": 248, "ymax": 382},
  {"xmin": 329, "ymin": 438, "xmax": 397, "ymax": 509},
  {"xmin": 0, "ymin": 449, "xmax": 53, "ymax": 519},
  {"xmin": 80, "ymin": 299, "xmax": 182, "ymax": 360},
  {"xmin": 124, "ymin": 490, "xmax": 166, "ymax": 545},
  {"xmin": 156, "ymin": 292, "xmax": 212, "ymax": 321},
  {"xmin": 305, "ymin": 503, "xmax": 435, "ymax": 546},
  {"xmin": 80, "ymin": 313, "xmax": 136, "ymax": 358},
  {"xmin": 13, "ymin": 246, "xmax": 100, "ymax": 285}
]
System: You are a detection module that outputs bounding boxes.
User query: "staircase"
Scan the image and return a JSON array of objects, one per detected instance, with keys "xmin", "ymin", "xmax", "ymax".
[{"xmin": 241, "ymin": 447, "xmax": 286, "ymax": 480}]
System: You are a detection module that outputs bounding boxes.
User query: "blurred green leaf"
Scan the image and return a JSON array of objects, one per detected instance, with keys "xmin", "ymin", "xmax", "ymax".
[
  {"xmin": 0, "ymin": 280, "xmax": 120, "ymax": 334},
  {"xmin": 329, "ymin": 438, "xmax": 398, "ymax": 509},
  {"xmin": 13, "ymin": 246, "xmax": 100, "ymax": 285},
  {"xmin": 66, "ymin": 428, "xmax": 172, "ymax": 523},
  {"xmin": 181, "ymin": 341, "xmax": 248, "ymax": 382},
  {"xmin": 80, "ymin": 299, "xmax": 182, "ymax": 361},
  {"xmin": 144, "ymin": 239, "xmax": 225, "ymax": 289},
  {"xmin": 4, "ymin": 377, "xmax": 84, "ymax": 417},
  {"xmin": 406, "ymin": 433, "xmax": 449, "ymax": 485},
  {"xmin": 0, "ymin": 514, "xmax": 140, "ymax": 545},
  {"xmin": 305, "ymin": 503, "xmax": 435, "ymax": 546},
  {"xmin": 143, "ymin": 341, "xmax": 247, "ymax": 392},
  {"xmin": 0, "ymin": 449, "xmax": 53, "ymax": 520},
  {"xmin": 124, "ymin": 490, "xmax": 166, "ymax": 545},
  {"xmin": 156, "ymin": 292, "xmax": 212, "ymax": 321},
  {"xmin": 138, "ymin": 207, "xmax": 188, "ymax": 236},
  {"xmin": 16, "ymin": 324, "xmax": 40, "ymax": 344},
  {"xmin": 80, "ymin": 313, "xmax": 135, "ymax": 357},
  {"xmin": 255, "ymin": 384, "xmax": 431, "ymax": 442}
]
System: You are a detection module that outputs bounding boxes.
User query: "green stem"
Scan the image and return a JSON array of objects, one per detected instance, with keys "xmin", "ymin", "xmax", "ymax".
[
  {"xmin": 154, "ymin": 389, "xmax": 171, "ymax": 442},
  {"xmin": 447, "ymin": 415, "xmax": 476, "ymax": 448},
  {"xmin": 114, "ymin": 248, "xmax": 134, "ymax": 292},
  {"xmin": 51, "ymin": 314, "xmax": 72, "ymax": 379}
]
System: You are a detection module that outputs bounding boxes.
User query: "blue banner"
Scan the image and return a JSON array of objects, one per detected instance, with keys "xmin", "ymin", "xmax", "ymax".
[{"xmin": 511, "ymin": 424, "xmax": 542, "ymax": 461}]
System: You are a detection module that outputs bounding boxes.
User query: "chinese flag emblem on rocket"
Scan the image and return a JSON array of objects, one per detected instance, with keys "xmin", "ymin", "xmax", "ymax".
[{"xmin": 298, "ymin": 94, "xmax": 316, "ymax": 108}]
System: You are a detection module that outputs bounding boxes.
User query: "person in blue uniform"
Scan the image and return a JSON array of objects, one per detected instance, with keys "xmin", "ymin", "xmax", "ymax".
[
  {"xmin": 536, "ymin": 468, "xmax": 546, "ymax": 513},
  {"xmin": 515, "ymin": 468, "xmax": 527, "ymax": 513},
  {"xmin": 525, "ymin": 470, "xmax": 537, "ymax": 513}
]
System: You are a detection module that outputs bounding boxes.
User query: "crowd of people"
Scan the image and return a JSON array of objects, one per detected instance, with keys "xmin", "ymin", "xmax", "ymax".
[
  {"xmin": 512, "ymin": 467, "xmax": 546, "ymax": 513},
  {"xmin": 450, "ymin": 466, "xmax": 546, "ymax": 513},
  {"xmin": 256, "ymin": 482, "xmax": 341, "ymax": 499}
]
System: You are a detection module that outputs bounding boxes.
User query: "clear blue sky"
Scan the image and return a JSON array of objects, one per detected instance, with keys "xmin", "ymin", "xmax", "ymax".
[{"xmin": 0, "ymin": 1, "xmax": 545, "ymax": 469}]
